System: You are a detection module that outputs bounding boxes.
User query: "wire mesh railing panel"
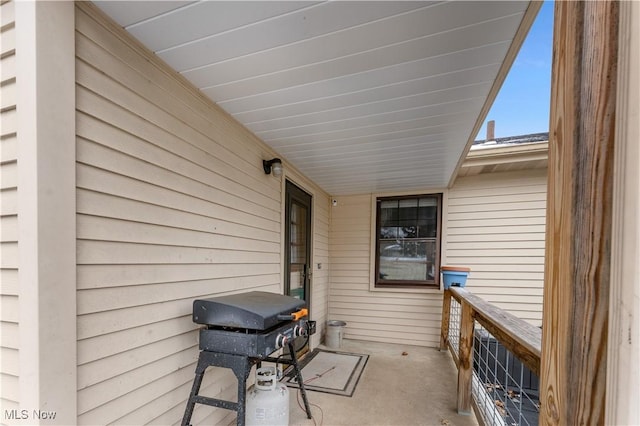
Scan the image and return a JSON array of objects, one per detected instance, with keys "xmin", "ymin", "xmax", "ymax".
[
  {"xmin": 443, "ymin": 289, "xmax": 541, "ymax": 426},
  {"xmin": 472, "ymin": 373, "xmax": 508, "ymax": 426},
  {"xmin": 472, "ymin": 322, "xmax": 540, "ymax": 426},
  {"xmin": 448, "ymin": 298, "xmax": 461, "ymax": 355}
]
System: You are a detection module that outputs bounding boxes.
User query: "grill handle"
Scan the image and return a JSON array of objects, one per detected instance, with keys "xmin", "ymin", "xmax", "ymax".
[{"xmin": 277, "ymin": 308, "xmax": 308, "ymax": 321}]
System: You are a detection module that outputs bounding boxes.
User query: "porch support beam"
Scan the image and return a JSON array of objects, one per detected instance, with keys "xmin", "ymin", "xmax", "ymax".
[
  {"xmin": 541, "ymin": 1, "xmax": 618, "ymax": 425},
  {"xmin": 606, "ymin": 1, "xmax": 640, "ymax": 424},
  {"xmin": 15, "ymin": 2, "xmax": 77, "ymax": 423}
]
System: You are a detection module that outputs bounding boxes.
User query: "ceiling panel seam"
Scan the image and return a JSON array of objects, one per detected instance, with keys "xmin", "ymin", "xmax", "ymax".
[
  {"xmin": 187, "ymin": 12, "xmax": 522, "ymax": 84},
  {"xmin": 233, "ymin": 64, "xmax": 501, "ymax": 119},
  {"xmin": 251, "ymin": 96, "xmax": 487, "ymax": 138},
  {"xmin": 166, "ymin": 1, "xmax": 444, "ymax": 70},
  {"xmin": 152, "ymin": 2, "xmax": 326, "ymax": 53},
  {"xmin": 241, "ymin": 81, "xmax": 495, "ymax": 127},
  {"xmin": 259, "ymin": 109, "xmax": 480, "ymax": 143}
]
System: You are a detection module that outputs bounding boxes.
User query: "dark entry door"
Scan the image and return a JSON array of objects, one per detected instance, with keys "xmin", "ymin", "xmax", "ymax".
[{"xmin": 284, "ymin": 181, "xmax": 312, "ymax": 351}]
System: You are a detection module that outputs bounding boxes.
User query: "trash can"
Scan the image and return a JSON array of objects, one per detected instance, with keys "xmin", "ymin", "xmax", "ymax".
[{"xmin": 326, "ymin": 320, "xmax": 346, "ymax": 348}]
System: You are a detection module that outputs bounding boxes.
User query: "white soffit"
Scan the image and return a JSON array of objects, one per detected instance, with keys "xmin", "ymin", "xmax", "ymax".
[{"xmin": 94, "ymin": 1, "xmax": 533, "ymax": 195}]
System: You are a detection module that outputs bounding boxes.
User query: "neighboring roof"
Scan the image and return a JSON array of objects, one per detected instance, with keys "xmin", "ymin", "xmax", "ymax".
[
  {"xmin": 457, "ymin": 132, "xmax": 549, "ymax": 178},
  {"xmin": 93, "ymin": 1, "xmax": 540, "ymax": 195},
  {"xmin": 471, "ymin": 132, "xmax": 549, "ymax": 149}
]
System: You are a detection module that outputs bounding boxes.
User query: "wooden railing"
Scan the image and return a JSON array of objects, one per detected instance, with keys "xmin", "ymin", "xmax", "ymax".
[{"xmin": 440, "ymin": 287, "xmax": 542, "ymax": 415}]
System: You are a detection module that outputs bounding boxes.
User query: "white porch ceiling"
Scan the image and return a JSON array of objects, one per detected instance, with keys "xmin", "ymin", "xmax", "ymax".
[{"xmin": 94, "ymin": 1, "xmax": 535, "ymax": 195}]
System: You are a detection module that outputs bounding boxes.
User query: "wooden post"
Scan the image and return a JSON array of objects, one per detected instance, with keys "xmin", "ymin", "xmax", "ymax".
[
  {"xmin": 457, "ymin": 301, "xmax": 474, "ymax": 415},
  {"xmin": 541, "ymin": 1, "xmax": 618, "ymax": 425},
  {"xmin": 440, "ymin": 289, "xmax": 452, "ymax": 350}
]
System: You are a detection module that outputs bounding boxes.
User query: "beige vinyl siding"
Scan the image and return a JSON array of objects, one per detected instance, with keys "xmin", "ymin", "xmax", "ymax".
[
  {"xmin": 328, "ymin": 195, "xmax": 444, "ymax": 347},
  {"xmin": 328, "ymin": 169, "xmax": 546, "ymax": 346},
  {"xmin": 447, "ymin": 168, "xmax": 547, "ymax": 326},
  {"xmin": 0, "ymin": 0, "xmax": 19, "ymax": 413},
  {"xmin": 74, "ymin": 4, "xmax": 329, "ymax": 425}
]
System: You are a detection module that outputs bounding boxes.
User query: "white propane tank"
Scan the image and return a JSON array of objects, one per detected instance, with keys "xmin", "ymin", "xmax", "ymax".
[{"xmin": 246, "ymin": 367, "xmax": 289, "ymax": 426}]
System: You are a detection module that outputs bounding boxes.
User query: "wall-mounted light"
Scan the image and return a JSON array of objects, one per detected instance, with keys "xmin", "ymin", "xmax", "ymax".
[{"xmin": 263, "ymin": 158, "xmax": 283, "ymax": 177}]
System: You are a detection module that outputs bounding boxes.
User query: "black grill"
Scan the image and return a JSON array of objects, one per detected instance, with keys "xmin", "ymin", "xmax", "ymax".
[
  {"xmin": 193, "ymin": 291, "xmax": 306, "ymax": 330},
  {"xmin": 181, "ymin": 291, "xmax": 315, "ymax": 426}
]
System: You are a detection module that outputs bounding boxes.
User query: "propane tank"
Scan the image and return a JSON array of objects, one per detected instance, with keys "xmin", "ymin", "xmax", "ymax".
[{"xmin": 246, "ymin": 367, "xmax": 289, "ymax": 426}]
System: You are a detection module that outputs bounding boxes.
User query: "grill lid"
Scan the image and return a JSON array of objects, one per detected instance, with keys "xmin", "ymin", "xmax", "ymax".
[{"xmin": 193, "ymin": 291, "xmax": 306, "ymax": 330}]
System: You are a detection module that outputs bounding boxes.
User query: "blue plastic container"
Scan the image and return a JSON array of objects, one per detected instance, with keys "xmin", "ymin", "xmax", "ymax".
[{"xmin": 441, "ymin": 267, "xmax": 470, "ymax": 289}]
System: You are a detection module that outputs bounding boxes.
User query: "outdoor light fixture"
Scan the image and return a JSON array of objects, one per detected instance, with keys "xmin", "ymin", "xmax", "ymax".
[{"xmin": 263, "ymin": 158, "xmax": 283, "ymax": 177}]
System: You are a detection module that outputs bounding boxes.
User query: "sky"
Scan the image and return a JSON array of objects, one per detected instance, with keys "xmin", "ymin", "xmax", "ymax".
[{"xmin": 475, "ymin": 1, "xmax": 554, "ymax": 140}]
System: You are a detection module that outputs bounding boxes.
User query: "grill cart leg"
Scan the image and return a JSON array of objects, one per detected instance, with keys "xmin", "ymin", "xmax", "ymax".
[
  {"xmin": 234, "ymin": 358, "xmax": 252, "ymax": 426},
  {"xmin": 288, "ymin": 342, "xmax": 313, "ymax": 419},
  {"xmin": 182, "ymin": 352, "xmax": 208, "ymax": 426},
  {"xmin": 181, "ymin": 351, "xmax": 254, "ymax": 426}
]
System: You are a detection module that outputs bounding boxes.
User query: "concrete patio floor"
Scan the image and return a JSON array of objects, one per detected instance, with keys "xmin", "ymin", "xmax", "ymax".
[{"xmin": 287, "ymin": 339, "xmax": 479, "ymax": 426}]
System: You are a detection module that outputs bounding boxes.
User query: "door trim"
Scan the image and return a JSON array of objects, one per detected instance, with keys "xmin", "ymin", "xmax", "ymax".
[{"xmin": 284, "ymin": 180, "xmax": 313, "ymax": 308}]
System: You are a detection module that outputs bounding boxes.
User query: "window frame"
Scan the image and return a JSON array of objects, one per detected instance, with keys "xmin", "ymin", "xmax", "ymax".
[{"xmin": 374, "ymin": 193, "xmax": 443, "ymax": 289}]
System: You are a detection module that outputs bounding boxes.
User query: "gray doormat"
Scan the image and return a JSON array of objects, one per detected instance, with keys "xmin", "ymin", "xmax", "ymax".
[{"xmin": 282, "ymin": 349, "xmax": 369, "ymax": 397}]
